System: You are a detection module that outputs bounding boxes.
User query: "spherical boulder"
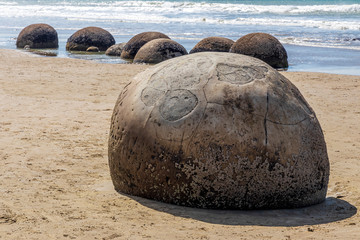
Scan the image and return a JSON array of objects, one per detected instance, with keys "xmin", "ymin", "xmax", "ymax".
[
  {"xmin": 16, "ymin": 23, "xmax": 58, "ymax": 49},
  {"xmin": 133, "ymin": 39, "xmax": 188, "ymax": 64},
  {"xmin": 66, "ymin": 27, "xmax": 115, "ymax": 51},
  {"xmin": 230, "ymin": 33, "xmax": 288, "ymax": 69},
  {"xmin": 120, "ymin": 32, "xmax": 170, "ymax": 60},
  {"xmin": 108, "ymin": 52, "xmax": 329, "ymax": 209},
  {"xmin": 189, "ymin": 37, "xmax": 234, "ymax": 54},
  {"xmin": 105, "ymin": 43, "xmax": 126, "ymax": 56}
]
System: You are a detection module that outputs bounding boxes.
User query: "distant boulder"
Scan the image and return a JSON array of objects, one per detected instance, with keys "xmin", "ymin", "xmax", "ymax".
[
  {"xmin": 230, "ymin": 33, "xmax": 288, "ymax": 69},
  {"xmin": 16, "ymin": 23, "xmax": 58, "ymax": 49},
  {"xmin": 121, "ymin": 32, "xmax": 170, "ymax": 60},
  {"xmin": 66, "ymin": 27, "xmax": 115, "ymax": 51},
  {"xmin": 105, "ymin": 43, "xmax": 126, "ymax": 56},
  {"xmin": 190, "ymin": 37, "xmax": 234, "ymax": 54},
  {"xmin": 133, "ymin": 39, "xmax": 188, "ymax": 64},
  {"xmin": 86, "ymin": 46, "xmax": 100, "ymax": 52}
]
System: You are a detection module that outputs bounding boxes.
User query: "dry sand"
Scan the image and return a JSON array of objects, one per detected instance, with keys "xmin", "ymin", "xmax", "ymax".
[{"xmin": 0, "ymin": 49, "xmax": 359, "ymax": 239}]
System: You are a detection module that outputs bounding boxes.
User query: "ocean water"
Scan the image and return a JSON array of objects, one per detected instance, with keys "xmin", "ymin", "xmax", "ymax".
[{"xmin": 0, "ymin": 0, "xmax": 359, "ymax": 75}]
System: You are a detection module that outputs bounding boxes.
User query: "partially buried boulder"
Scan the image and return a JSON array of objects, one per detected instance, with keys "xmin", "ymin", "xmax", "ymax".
[
  {"xmin": 133, "ymin": 39, "xmax": 187, "ymax": 64},
  {"xmin": 66, "ymin": 27, "xmax": 115, "ymax": 51},
  {"xmin": 105, "ymin": 43, "xmax": 126, "ymax": 56},
  {"xmin": 120, "ymin": 32, "xmax": 170, "ymax": 60},
  {"xmin": 230, "ymin": 32, "xmax": 288, "ymax": 69},
  {"xmin": 86, "ymin": 46, "xmax": 100, "ymax": 52},
  {"xmin": 189, "ymin": 37, "xmax": 234, "ymax": 54},
  {"xmin": 16, "ymin": 23, "xmax": 58, "ymax": 49},
  {"xmin": 108, "ymin": 52, "xmax": 329, "ymax": 209}
]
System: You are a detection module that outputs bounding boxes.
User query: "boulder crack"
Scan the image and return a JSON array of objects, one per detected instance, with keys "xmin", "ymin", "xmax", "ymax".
[
  {"xmin": 266, "ymin": 117, "xmax": 308, "ymax": 126},
  {"xmin": 264, "ymin": 91, "xmax": 269, "ymax": 145}
]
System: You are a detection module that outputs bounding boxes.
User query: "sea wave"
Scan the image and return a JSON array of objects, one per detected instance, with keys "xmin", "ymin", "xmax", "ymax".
[
  {"xmin": 2, "ymin": 1, "xmax": 360, "ymax": 15},
  {"xmin": 100, "ymin": 1, "xmax": 360, "ymax": 15},
  {"xmin": 1, "ymin": 2, "xmax": 360, "ymax": 31}
]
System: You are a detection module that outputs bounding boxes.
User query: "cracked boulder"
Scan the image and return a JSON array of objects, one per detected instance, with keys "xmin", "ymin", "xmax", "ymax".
[
  {"xmin": 133, "ymin": 39, "xmax": 187, "ymax": 64},
  {"xmin": 230, "ymin": 32, "xmax": 288, "ymax": 69},
  {"xmin": 108, "ymin": 52, "xmax": 329, "ymax": 209},
  {"xmin": 16, "ymin": 23, "xmax": 58, "ymax": 49},
  {"xmin": 66, "ymin": 27, "xmax": 115, "ymax": 51}
]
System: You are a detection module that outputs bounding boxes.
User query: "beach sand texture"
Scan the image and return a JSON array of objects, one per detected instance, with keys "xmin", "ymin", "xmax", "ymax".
[{"xmin": 0, "ymin": 49, "xmax": 359, "ymax": 239}]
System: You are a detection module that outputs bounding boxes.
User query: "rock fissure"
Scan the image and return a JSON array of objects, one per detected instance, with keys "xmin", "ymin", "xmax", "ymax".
[
  {"xmin": 109, "ymin": 52, "xmax": 329, "ymax": 209},
  {"xmin": 264, "ymin": 91, "xmax": 269, "ymax": 145},
  {"xmin": 266, "ymin": 117, "xmax": 308, "ymax": 126}
]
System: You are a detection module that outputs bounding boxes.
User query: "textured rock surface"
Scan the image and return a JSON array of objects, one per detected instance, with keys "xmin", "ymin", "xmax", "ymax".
[
  {"xmin": 16, "ymin": 23, "xmax": 58, "ymax": 49},
  {"xmin": 105, "ymin": 43, "xmax": 126, "ymax": 56},
  {"xmin": 66, "ymin": 27, "xmax": 115, "ymax": 51},
  {"xmin": 230, "ymin": 33, "xmax": 288, "ymax": 69},
  {"xmin": 190, "ymin": 37, "xmax": 234, "ymax": 54},
  {"xmin": 133, "ymin": 39, "xmax": 187, "ymax": 64},
  {"xmin": 108, "ymin": 52, "xmax": 329, "ymax": 209},
  {"xmin": 120, "ymin": 32, "xmax": 170, "ymax": 60}
]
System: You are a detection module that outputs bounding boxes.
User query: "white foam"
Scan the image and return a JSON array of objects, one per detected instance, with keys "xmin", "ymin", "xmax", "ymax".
[
  {"xmin": 1, "ymin": 2, "xmax": 359, "ymax": 31},
  {"xmin": 1, "ymin": 1, "xmax": 360, "ymax": 29},
  {"xmin": 1, "ymin": 1, "xmax": 359, "ymax": 51}
]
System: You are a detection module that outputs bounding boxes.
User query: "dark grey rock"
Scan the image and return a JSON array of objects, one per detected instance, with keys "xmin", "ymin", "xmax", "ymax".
[
  {"xmin": 16, "ymin": 24, "xmax": 58, "ymax": 49},
  {"xmin": 230, "ymin": 32, "xmax": 288, "ymax": 69},
  {"xmin": 190, "ymin": 37, "xmax": 234, "ymax": 54},
  {"xmin": 120, "ymin": 32, "xmax": 170, "ymax": 60},
  {"xmin": 66, "ymin": 27, "xmax": 115, "ymax": 51},
  {"xmin": 133, "ymin": 39, "xmax": 187, "ymax": 64}
]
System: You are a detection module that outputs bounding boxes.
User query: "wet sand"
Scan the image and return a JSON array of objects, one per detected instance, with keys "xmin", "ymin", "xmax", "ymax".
[{"xmin": 0, "ymin": 49, "xmax": 359, "ymax": 239}]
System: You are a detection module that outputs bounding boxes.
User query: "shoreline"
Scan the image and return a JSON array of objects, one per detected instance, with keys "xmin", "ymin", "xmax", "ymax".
[
  {"xmin": 8, "ymin": 47, "xmax": 360, "ymax": 77},
  {"xmin": 1, "ymin": 49, "xmax": 359, "ymax": 239}
]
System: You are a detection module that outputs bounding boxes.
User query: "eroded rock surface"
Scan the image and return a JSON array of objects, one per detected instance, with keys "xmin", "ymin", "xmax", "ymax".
[{"xmin": 108, "ymin": 52, "xmax": 329, "ymax": 209}]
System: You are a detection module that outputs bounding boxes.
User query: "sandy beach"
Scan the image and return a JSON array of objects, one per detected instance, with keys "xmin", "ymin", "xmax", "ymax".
[{"xmin": 0, "ymin": 49, "xmax": 359, "ymax": 239}]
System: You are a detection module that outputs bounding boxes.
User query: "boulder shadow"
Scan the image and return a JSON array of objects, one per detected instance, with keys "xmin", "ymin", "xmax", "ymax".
[{"xmin": 126, "ymin": 195, "xmax": 357, "ymax": 227}]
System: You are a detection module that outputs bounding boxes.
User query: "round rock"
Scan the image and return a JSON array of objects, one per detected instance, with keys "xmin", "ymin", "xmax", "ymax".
[
  {"xmin": 120, "ymin": 32, "xmax": 170, "ymax": 60},
  {"xmin": 16, "ymin": 23, "xmax": 58, "ymax": 49},
  {"xmin": 189, "ymin": 37, "xmax": 234, "ymax": 54},
  {"xmin": 66, "ymin": 27, "xmax": 115, "ymax": 51},
  {"xmin": 86, "ymin": 46, "xmax": 100, "ymax": 52},
  {"xmin": 133, "ymin": 39, "xmax": 188, "ymax": 64},
  {"xmin": 105, "ymin": 43, "xmax": 126, "ymax": 56},
  {"xmin": 230, "ymin": 32, "xmax": 288, "ymax": 69},
  {"xmin": 108, "ymin": 52, "xmax": 329, "ymax": 209}
]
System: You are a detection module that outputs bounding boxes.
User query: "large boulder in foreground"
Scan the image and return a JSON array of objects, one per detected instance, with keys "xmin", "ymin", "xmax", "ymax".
[
  {"xmin": 190, "ymin": 36, "xmax": 234, "ymax": 54},
  {"xmin": 230, "ymin": 33, "xmax": 288, "ymax": 69},
  {"xmin": 120, "ymin": 32, "xmax": 170, "ymax": 60},
  {"xmin": 66, "ymin": 27, "xmax": 115, "ymax": 51},
  {"xmin": 16, "ymin": 24, "xmax": 58, "ymax": 49},
  {"xmin": 108, "ymin": 52, "xmax": 329, "ymax": 209},
  {"xmin": 134, "ymin": 39, "xmax": 187, "ymax": 64}
]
